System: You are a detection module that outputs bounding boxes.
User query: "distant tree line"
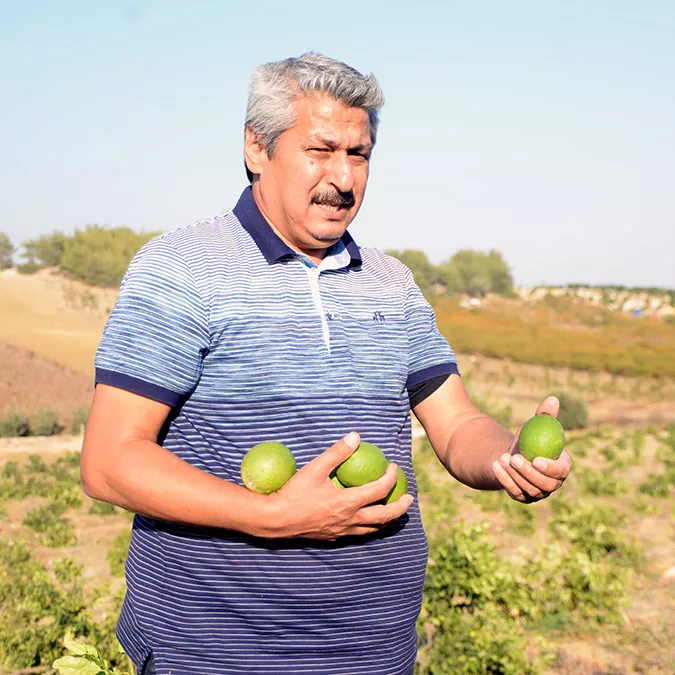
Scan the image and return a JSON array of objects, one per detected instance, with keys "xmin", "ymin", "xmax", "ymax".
[
  {"xmin": 385, "ymin": 248, "xmax": 515, "ymax": 298},
  {"xmin": 0, "ymin": 227, "xmax": 159, "ymax": 287}
]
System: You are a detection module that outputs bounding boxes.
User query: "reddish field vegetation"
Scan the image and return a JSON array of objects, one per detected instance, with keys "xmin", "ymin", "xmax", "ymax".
[{"xmin": 0, "ymin": 340, "xmax": 93, "ymax": 426}]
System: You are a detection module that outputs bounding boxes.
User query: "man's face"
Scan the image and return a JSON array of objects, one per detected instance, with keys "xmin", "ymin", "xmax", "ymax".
[{"xmin": 246, "ymin": 94, "xmax": 372, "ymax": 259}]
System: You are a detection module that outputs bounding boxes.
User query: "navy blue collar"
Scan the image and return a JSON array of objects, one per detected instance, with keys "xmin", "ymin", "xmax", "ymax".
[{"xmin": 232, "ymin": 186, "xmax": 362, "ymax": 267}]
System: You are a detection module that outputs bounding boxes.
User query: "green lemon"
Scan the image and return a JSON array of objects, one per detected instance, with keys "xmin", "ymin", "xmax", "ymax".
[
  {"xmin": 517, "ymin": 414, "xmax": 566, "ymax": 462},
  {"xmin": 336, "ymin": 441, "xmax": 389, "ymax": 487},
  {"xmin": 241, "ymin": 441, "xmax": 297, "ymax": 494},
  {"xmin": 330, "ymin": 473, "xmax": 346, "ymax": 489},
  {"xmin": 383, "ymin": 466, "xmax": 408, "ymax": 504}
]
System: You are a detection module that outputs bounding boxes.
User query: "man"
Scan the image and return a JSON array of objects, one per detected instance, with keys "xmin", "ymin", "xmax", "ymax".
[{"xmin": 82, "ymin": 53, "xmax": 572, "ymax": 675}]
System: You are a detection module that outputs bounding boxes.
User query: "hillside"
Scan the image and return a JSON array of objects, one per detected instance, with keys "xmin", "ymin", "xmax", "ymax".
[
  {"xmin": 0, "ymin": 340, "xmax": 93, "ymax": 425},
  {"xmin": 0, "ymin": 267, "xmax": 117, "ymax": 375}
]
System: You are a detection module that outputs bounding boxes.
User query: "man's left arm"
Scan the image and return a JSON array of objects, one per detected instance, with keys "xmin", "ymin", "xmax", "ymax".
[{"xmin": 413, "ymin": 374, "xmax": 572, "ymax": 502}]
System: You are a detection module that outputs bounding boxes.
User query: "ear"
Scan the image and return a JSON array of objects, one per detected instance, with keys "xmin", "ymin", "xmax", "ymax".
[{"xmin": 244, "ymin": 128, "xmax": 267, "ymax": 179}]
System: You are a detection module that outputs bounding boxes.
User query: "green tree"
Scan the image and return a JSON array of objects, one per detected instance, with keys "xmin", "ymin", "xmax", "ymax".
[
  {"xmin": 0, "ymin": 233, "xmax": 15, "ymax": 269},
  {"xmin": 385, "ymin": 249, "xmax": 440, "ymax": 297},
  {"xmin": 60, "ymin": 225, "xmax": 157, "ymax": 287},
  {"xmin": 437, "ymin": 260, "xmax": 464, "ymax": 295},
  {"xmin": 442, "ymin": 249, "xmax": 514, "ymax": 297},
  {"xmin": 21, "ymin": 231, "xmax": 67, "ymax": 267},
  {"xmin": 485, "ymin": 249, "xmax": 514, "ymax": 295}
]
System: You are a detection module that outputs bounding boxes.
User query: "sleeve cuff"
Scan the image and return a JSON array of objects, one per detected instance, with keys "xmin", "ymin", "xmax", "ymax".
[
  {"xmin": 95, "ymin": 368, "xmax": 186, "ymax": 407},
  {"xmin": 406, "ymin": 362, "xmax": 460, "ymax": 389}
]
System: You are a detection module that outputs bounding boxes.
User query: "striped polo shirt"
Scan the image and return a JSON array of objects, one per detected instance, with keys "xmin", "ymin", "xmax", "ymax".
[{"xmin": 95, "ymin": 187, "xmax": 459, "ymax": 675}]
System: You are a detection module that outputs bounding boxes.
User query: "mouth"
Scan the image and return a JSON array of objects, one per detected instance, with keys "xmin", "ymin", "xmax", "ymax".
[{"xmin": 312, "ymin": 202, "xmax": 352, "ymax": 219}]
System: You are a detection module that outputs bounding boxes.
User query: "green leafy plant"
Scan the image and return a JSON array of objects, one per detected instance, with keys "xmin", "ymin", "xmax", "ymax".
[
  {"xmin": 71, "ymin": 405, "xmax": 90, "ymax": 435},
  {"xmin": 23, "ymin": 503, "xmax": 76, "ymax": 547},
  {"xmin": 0, "ymin": 408, "xmax": 30, "ymax": 437},
  {"xmin": 579, "ymin": 467, "xmax": 629, "ymax": 497},
  {"xmin": 89, "ymin": 499, "xmax": 119, "ymax": 515},
  {"xmin": 30, "ymin": 407, "xmax": 62, "ymax": 436},
  {"xmin": 551, "ymin": 390, "xmax": 589, "ymax": 430},
  {"xmin": 639, "ymin": 472, "xmax": 670, "ymax": 498},
  {"xmin": 0, "ymin": 539, "xmax": 94, "ymax": 669},
  {"xmin": 53, "ymin": 631, "xmax": 131, "ymax": 675},
  {"xmin": 107, "ymin": 529, "xmax": 132, "ymax": 577}
]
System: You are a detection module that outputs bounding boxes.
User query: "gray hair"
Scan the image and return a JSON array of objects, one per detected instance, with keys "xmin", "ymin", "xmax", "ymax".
[{"xmin": 245, "ymin": 52, "xmax": 385, "ymax": 181}]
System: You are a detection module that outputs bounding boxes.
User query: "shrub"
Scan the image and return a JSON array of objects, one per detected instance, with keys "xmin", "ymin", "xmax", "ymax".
[
  {"xmin": 579, "ymin": 468, "xmax": 629, "ymax": 497},
  {"xmin": 551, "ymin": 390, "xmax": 589, "ymax": 430},
  {"xmin": 0, "ymin": 409, "xmax": 30, "ymax": 437},
  {"xmin": 107, "ymin": 529, "xmax": 132, "ymax": 577},
  {"xmin": 89, "ymin": 499, "xmax": 118, "ymax": 515},
  {"xmin": 27, "ymin": 454, "xmax": 48, "ymax": 473},
  {"xmin": 30, "ymin": 408, "xmax": 62, "ymax": 436},
  {"xmin": 70, "ymin": 405, "xmax": 90, "ymax": 435},
  {"xmin": 639, "ymin": 473, "xmax": 670, "ymax": 498},
  {"xmin": 416, "ymin": 603, "xmax": 546, "ymax": 675},
  {"xmin": 23, "ymin": 503, "xmax": 76, "ymax": 547},
  {"xmin": 548, "ymin": 499, "xmax": 640, "ymax": 568},
  {"xmin": 16, "ymin": 260, "xmax": 39, "ymax": 274},
  {"xmin": 0, "ymin": 538, "xmax": 123, "ymax": 671}
]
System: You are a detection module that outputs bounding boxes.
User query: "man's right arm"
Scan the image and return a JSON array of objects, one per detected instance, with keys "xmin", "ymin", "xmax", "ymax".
[{"xmin": 81, "ymin": 384, "xmax": 411, "ymax": 540}]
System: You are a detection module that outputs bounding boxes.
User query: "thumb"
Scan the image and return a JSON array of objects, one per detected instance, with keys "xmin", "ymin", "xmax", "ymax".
[
  {"xmin": 305, "ymin": 432, "xmax": 360, "ymax": 478},
  {"xmin": 535, "ymin": 395, "xmax": 560, "ymax": 418}
]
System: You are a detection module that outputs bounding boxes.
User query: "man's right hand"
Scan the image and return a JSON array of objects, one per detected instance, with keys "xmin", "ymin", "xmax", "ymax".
[
  {"xmin": 83, "ymin": 386, "xmax": 411, "ymax": 542},
  {"xmin": 257, "ymin": 432, "xmax": 414, "ymax": 540}
]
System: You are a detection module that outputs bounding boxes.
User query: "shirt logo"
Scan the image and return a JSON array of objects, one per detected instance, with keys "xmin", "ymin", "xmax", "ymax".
[{"xmin": 372, "ymin": 311, "xmax": 386, "ymax": 323}]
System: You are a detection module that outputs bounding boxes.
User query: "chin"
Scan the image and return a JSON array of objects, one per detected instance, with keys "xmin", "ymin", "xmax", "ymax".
[
  {"xmin": 308, "ymin": 227, "xmax": 347, "ymax": 245},
  {"xmin": 308, "ymin": 215, "xmax": 352, "ymax": 241}
]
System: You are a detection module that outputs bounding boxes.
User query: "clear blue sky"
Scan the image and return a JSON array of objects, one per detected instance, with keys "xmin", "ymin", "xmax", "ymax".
[{"xmin": 2, "ymin": 0, "xmax": 674, "ymax": 288}]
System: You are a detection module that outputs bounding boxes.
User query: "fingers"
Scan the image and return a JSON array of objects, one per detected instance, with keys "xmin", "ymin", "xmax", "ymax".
[
  {"xmin": 356, "ymin": 495, "xmax": 414, "ymax": 526},
  {"xmin": 492, "ymin": 458, "xmax": 541, "ymax": 503},
  {"xmin": 535, "ymin": 395, "xmax": 560, "ymax": 418},
  {"xmin": 303, "ymin": 432, "xmax": 360, "ymax": 477},
  {"xmin": 492, "ymin": 450, "xmax": 571, "ymax": 503},
  {"xmin": 531, "ymin": 449, "xmax": 573, "ymax": 479}
]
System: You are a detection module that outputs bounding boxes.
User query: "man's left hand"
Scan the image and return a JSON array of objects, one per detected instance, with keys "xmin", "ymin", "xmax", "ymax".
[{"xmin": 491, "ymin": 396, "xmax": 573, "ymax": 503}]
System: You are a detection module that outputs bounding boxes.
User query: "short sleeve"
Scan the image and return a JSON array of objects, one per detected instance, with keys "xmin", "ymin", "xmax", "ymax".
[
  {"xmin": 94, "ymin": 237, "xmax": 210, "ymax": 406},
  {"xmin": 403, "ymin": 266, "xmax": 459, "ymax": 389}
]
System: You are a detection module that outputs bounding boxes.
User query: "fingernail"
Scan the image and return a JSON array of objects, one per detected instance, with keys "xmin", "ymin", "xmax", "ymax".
[
  {"xmin": 344, "ymin": 432, "xmax": 360, "ymax": 449},
  {"xmin": 511, "ymin": 455, "xmax": 524, "ymax": 469},
  {"xmin": 492, "ymin": 461, "xmax": 500, "ymax": 473},
  {"xmin": 533, "ymin": 458, "xmax": 546, "ymax": 471},
  {"xmin": 403, "ymin": 495, "xmax": 414, "ymax": 507},
  {"xmin": 500, "ymin": 453, "xmax": 510, "ymax": 467}
]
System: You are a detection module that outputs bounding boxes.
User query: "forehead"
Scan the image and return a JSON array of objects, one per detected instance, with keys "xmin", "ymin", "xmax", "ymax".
[{"xmin": 290, "ymin": 94, "xmax": 371, "ymax": 143}]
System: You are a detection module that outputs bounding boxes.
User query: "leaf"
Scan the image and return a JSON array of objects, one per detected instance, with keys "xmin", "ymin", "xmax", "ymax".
[
  {"xmin": 63, "ymin": 630, "xmax": 100, "ymax": 657},
  {"xmin": 53, "ymin": 655, "xmax": 105, "ymax": 675}
]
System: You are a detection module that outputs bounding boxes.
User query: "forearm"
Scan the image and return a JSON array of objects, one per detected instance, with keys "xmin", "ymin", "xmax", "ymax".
[
  {"xmin": 81, "ymin": 438, "xmax": 279, "ymax": 537},
  {"xmin": 441, "ymin": 414, "xmax": 514, "ymax": 490}
]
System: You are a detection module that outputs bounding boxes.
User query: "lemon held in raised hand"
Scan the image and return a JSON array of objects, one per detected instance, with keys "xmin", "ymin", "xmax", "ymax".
[
  {"xmin": 241, "ymin": 441, "xmax": 297, "ymax": 494},
  {"xmin": 517, "ymin": 414, "xmax": 566, "ymax": 462}
]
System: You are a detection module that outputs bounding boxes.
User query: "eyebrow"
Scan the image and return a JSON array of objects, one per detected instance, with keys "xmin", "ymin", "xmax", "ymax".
[{"xmin": 312, "ymin": 135, "xmax": 372, "ymax": 153}]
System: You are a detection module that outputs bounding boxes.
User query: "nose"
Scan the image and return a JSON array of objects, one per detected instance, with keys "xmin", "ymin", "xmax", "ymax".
[{"xmin": 327, "ymin": 151, "xmax": 355, "ymax": 193}]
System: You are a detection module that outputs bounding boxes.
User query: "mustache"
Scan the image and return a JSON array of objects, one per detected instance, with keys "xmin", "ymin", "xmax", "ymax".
[{"xmin": 310, "ymin": 189, "xmax": 355, "ymax": 208}]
